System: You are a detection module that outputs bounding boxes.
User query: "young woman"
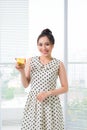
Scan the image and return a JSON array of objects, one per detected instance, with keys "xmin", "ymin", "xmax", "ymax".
[{"xmin": 15, "ymin": 28, "xmax": 68, "ymax": 130}]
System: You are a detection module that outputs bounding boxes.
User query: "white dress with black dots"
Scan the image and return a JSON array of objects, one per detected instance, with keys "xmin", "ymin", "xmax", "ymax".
[{"xmin": 21, "ymin": 56, "xmax": 64, "ymax": 130}]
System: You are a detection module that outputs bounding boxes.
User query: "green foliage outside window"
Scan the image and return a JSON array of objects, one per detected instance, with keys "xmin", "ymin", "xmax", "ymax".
[{"xmin": 1, "ymin": 64, "xmax": 25, "ymax": 100}]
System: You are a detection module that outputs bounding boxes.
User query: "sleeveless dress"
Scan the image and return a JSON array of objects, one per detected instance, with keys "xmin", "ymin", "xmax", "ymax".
[{"xmin": 21, "ymin": 56, "xmax": 64, "ymax": 130}]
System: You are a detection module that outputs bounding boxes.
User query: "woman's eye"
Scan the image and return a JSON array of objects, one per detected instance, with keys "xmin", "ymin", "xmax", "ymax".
[
  {"xmin": 37, "ymin": 42, "xmax": 50, "ymax": 46},
  {"xmin": 46, "ymin": 43, "xmax": 50, "ymax": 46},
  {"xmin": 38, "ymin": 43, "xmax": 42, "ymax": 46}
]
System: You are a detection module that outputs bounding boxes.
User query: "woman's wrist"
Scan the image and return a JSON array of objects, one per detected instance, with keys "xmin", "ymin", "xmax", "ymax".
[
  {"xmin": 47, "ymin": 90, "xmax": 53, "ymax": 96},
  {"xmin": 20, "ymin": 69, "xmax": 25, "ymax": 74}
]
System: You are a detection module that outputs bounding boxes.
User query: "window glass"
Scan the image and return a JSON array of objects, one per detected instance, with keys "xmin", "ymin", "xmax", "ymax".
[
  {"xmin": 68, "ymin": 0, "xmax": 87, "ymax": 62},
  {"xmin": 68, "ymin": 0, "xmax": 87, "ymax": 129}
]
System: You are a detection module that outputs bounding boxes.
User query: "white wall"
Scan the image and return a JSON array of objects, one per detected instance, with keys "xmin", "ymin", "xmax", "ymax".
[{"xmin": 28, "ymin": 0, "xmax": 64, "ymax": 61}]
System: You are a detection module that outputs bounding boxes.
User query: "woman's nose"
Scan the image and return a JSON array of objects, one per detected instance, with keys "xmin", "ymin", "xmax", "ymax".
[{"xmin": 42, "ymin": 45, "xmax": 46, "ymax": 49}]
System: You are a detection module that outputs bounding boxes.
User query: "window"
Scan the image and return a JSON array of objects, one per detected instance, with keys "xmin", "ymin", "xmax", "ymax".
[
  {"xmin": 68, "ymin": 0, "xmax": 87, "ymax": 129},
  {"xmin": 0, "ymin": 0, "xmax": 29, "ymax": 128}
]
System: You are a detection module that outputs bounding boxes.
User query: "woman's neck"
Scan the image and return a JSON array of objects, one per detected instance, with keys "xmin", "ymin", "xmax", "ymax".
[{"xmin": 39, "ymin": 55, "xmax": 53, "ymax": 63}]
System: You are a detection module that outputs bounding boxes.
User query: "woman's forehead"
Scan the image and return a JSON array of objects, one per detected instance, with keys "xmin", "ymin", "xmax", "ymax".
[{"xmin": 38, "ymin": 36, "xmax": 50, "ymax": 42}]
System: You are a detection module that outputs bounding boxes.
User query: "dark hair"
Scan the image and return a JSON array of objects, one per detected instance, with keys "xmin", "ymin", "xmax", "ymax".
[{"xmin": 37, "ymin": 28, "xmax": 55, "ymax": 44}]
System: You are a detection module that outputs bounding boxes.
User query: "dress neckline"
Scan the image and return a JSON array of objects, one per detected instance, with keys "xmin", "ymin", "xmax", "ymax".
[{"xmin": 37, "ymin": 56, "xmax": 54, "ymax": 66}]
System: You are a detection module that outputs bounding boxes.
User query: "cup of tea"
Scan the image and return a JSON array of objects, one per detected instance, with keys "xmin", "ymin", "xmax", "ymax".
[{"xmin": 15, "ymin": 58, "xmax": 26, "ymax": 65}]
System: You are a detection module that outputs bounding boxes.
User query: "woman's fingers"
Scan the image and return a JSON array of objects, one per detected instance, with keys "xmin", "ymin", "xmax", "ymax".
[
  {"xmin": 36, "ymin": 91, "xmax": 48, "ymax": 102},
  {"xmin": 15, "ymin": 63, "xmax": 25, "ymax": 73}
]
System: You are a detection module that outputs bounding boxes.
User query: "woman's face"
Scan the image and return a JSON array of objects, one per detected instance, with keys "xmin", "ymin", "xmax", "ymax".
[{"xmin": 37, "ymin": 36, "xmax": 54, "ymax": 57}]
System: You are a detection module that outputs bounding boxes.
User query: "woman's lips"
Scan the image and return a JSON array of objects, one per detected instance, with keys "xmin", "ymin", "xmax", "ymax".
[{"xmin": 42, "ymin": 51, "xmax": 48, "ymax": 54}]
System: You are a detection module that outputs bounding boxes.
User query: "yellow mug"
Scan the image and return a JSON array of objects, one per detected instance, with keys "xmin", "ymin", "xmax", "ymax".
[{"xmin": 15, "ymin": 58, "xmax": 26, "ymax": 65}]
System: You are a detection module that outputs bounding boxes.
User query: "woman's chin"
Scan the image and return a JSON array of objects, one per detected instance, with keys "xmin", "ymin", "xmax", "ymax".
[{"xmin": 41, "ymin": 53, "xmax": 49, "ymax": 56}]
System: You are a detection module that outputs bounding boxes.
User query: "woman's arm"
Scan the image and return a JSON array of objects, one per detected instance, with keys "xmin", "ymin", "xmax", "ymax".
[
  {"xmin": 15, "ymin": 58, "xmax": 31, "ymax": 88},
  {"xmin": 48, "ymin": 61, "xmax": 68, "ymax": 96}
]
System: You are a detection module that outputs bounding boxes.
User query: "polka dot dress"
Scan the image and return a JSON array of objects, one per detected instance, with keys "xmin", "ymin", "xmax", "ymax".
[{"xmin": 21, "ymin": 56, "xmax": 64, "ymax": 130}]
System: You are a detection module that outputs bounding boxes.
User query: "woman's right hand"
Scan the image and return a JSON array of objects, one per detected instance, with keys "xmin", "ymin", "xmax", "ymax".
[
  {"xmin": 15, "ymin": 58, "xmax": 31, "ymax": 88},
  {"xmin": 15, "ymin": 58, "xmax": 26, "ymax": 73},
  {"xmin": 15, "ymin": 62, "xmax": 25, "ymax": 73}
]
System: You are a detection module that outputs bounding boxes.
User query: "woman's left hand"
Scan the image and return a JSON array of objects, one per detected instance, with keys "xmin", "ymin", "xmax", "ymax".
[{"xmin": 36, "ymin": 91, "xmax": 50, "ymax": 102}]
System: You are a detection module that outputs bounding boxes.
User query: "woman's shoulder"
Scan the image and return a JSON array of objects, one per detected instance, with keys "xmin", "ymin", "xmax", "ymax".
[
  {"xmin": 26, "ymin": 57, "xmax": 32, "ymax": 63},
  {"xmin": 54, "ymin": 58, "xmax": 65, "ymax": 68},
  {"xmin": 54, "ymin": 57, "xmax": 63, "ymax": 63},
  {"xmin": 26, "ymin": 56, "xmax": 38, "ymax": 63},
  {"xmin": 54, "ymin": 57, "xmax": 61, "ymax": 64}
]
